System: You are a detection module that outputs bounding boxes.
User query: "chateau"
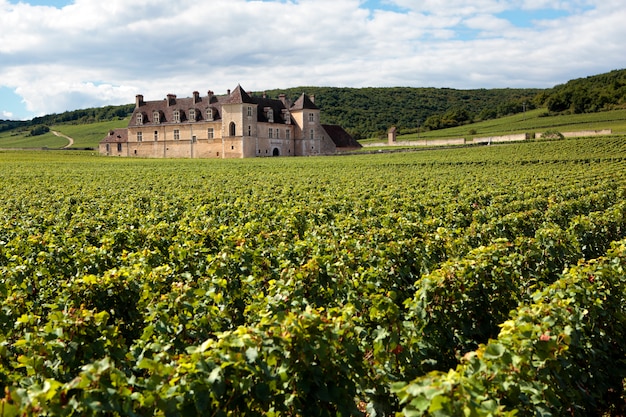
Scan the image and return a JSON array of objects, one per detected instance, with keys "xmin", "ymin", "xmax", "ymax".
[{"xmin": 99, "ymin": 85, "xmax": 360, "ymax": 158}]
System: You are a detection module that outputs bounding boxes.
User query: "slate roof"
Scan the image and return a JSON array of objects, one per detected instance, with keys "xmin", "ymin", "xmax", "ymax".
[
  {"xmin": 128, "ymin": 85, "xmax": 297, "ymax": 127},
  {"xmin": 129, "ymin": 93, "xmax": 222, "ymax": 127},
  {"xmin": 322, "ymin": 125, "xmax": 361, "ymax": 148},
  {"xmin": 101, "ymin": 128, "xmax": 128, "ymax": 143},
  {"xmin": 291, "ymin": 93, "xmax": 319, "ymax": 110},
  {"xmin": 220, "ymin": 84, "xmax": 255, "ymax": 105}
]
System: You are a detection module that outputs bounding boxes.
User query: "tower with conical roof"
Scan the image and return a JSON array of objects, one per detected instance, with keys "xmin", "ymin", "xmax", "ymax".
[
  {"xmin": 220, "ymin": 84, "xmax": 258, "ymax": 157},
  {"xmin": 290, "ymin": 93, "xmax": 324, "ymax": 156}
]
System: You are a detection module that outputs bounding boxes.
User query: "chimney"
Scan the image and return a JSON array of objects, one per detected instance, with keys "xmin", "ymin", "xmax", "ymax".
[
  {"xmin": 166, "ymin": 94, "xmax": 176, "ymax": 106},
  {"xmin": 279, "ymin": 94, "xmax": 286, "ymax": 105},
  {"xmin": 193, "ymin": 91, "xmax": 200, "ymax": 103},
  {"xmin": 207, "ymin": 90, "xmax": 214, "ymax": 103},
  {"xmin": 227, "ymin": 89, "xmax": 231, "ymax": 95},
  {"xmin": 135, "ymin": 94, "xmax": 144, "ymax": 108}
]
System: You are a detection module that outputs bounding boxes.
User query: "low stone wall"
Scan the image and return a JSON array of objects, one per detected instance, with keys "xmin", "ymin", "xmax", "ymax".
[
  {"xmin": 363, "ymin": 138, "xmax": 466, "ymax": 147},
  {"xmin": 472, "ymin": 133, "xmax": 529, "ymax": 144},
  {"xmin": 541, "ymin": 129, "xmax": 612, "ymax": 139}
]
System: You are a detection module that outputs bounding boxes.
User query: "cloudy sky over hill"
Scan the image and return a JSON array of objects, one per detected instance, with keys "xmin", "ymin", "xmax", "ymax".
[{"xmin": 1, "ymin": 0, "xmax": 624, "ymax": 120}]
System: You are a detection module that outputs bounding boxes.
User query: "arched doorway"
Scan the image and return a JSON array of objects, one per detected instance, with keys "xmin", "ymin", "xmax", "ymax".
[
  {"xmin": 229, "ymin": 122, "xmax": 236, "ymax": 136},
  {"xmin": 272, "ymin": 148, "xmax": 280, "ymax": 156}
]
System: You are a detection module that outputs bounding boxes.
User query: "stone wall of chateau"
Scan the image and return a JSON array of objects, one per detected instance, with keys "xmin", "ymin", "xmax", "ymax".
[{"xmin": 100, "ymin": 89, "xmax": 352, "ymax": 158}]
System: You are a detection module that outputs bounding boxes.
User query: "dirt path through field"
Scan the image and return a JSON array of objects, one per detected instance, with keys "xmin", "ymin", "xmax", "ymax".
[{"xmin": 51, "ymin": 130, "xmax": 74, "ymax": 148}]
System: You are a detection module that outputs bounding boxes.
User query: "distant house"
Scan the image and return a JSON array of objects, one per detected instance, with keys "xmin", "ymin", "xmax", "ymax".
[{"xmin": 99, "ymin": 85, "xmax": 360, "ymax": 158}]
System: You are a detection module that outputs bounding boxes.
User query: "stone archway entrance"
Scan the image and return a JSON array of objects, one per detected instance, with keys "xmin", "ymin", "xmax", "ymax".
[{"xmin": 272, "ymin": 148, "xmax": 280, "ymax": 156}]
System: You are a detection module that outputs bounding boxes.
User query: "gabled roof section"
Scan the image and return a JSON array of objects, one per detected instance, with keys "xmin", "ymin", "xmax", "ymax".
[
  {"xmin": 222, "ymin": 84, "xmax": 255, "ymax": 105},
  {"xmin": 322, "ymin": 125, "xmax": 361, "ymax": 148},
  {"xmin": 128, "ymin": 93, "xmax": 224, "ymax": 127},
  {"xmin": 101, "ymin": 128, "xmax": 128, "ymax": 143},
  {"xmin": 290, "ymin": 93, "xmax": 319, "ymax": 110},
  {"xmin": 254, "ymin": 96, "xmax": 289, "ymax": 123}
]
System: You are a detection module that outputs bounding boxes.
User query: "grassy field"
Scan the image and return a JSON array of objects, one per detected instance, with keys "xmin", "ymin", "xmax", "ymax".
[
  {"xmin": 0, "ymin": 118, "xmax": 128, "ymax": 149},
  {"xmin": 0, "ymin": 129, "xmax": 67, "ymax": 149},
  {"xmin": 360, "ymin": 108, "xmax": 626, "ymax": 144}
]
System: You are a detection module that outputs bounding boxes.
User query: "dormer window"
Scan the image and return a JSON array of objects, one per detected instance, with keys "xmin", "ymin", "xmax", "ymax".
[
  {"xmin": 173, "ymin": 110, "xmax": 180, "ymax": 123},
  {"xmin": 189, "ymin": 109, "xmax": 196, "ymax": 122},
  {"xmin": 136, "ymin": 113, "xmax": 143, "ymax": 125},
  {"xmin": 283, "ymin": 111, "xmax": 291, "ymax": 124},
  {"xmin": 267, "ymin": 109, "xmax": 274, "ymax": 123},
  {"xmin": 206, "ymin": 108, "xmax": 214, "ymax": 121}
]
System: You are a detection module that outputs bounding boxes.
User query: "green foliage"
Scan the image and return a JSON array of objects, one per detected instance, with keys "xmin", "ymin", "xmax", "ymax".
[
  {"xmin": 262, "ymin": 86, "xmax": 539, "ymax": 138},
  {"xmin": 0, "ymin": 136, "xmax": 625, "ymax": 415},
  {"xmin": 394, "ymin": 239, "xmax": 626, "ymax": 416},
  {"xmin": 28, "ymin": 125, "xmax": 50, "ymax": 137},
  {"xmin": 541, "ymin": 130, "xmax": 564, "ymax": 140},
  {"xmin": 541, "ymin": 68, "xmax": 626, "ymax": 114}
]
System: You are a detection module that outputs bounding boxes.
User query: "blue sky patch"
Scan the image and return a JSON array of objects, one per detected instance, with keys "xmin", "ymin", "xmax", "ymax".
[
  {"xmin": 0, "ymin": 87, "xmax": 29, "ymax": 120},
  {"xmin": 8, "ymin": 0, "xmax": 71, "ymax": 7},
  {"xmin": 498, "ymin": 9, "xmax": 573, "ymax": 28},
  {"xmin": 360, "ymin": 0, "xmax": 408, "ymax": 13}
]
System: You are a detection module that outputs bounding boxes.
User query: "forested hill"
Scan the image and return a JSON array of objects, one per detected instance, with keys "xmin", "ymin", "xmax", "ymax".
[
  {"xmin": 2, "ymin": 69, "xmax": 625, "ymax": 139},
  {"xmin": 538, "ymin": 68, "xmax": 626, "ymax": 114},
  {"xmin": 0, "ymin": 104, "xmax": 135, "ymax": 136},
  {"xmin": 263, "ymin": 86, "xmax": 540, "ymax": 139}
]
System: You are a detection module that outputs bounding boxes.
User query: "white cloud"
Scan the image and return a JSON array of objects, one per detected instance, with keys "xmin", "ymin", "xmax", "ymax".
[
  {"xmin": 0, "ymin": 0, "xmax": 625, "ymax": 117},
  {"xmin": 2, "ymin": 110, "xmax": 14, "ymax": 118}
]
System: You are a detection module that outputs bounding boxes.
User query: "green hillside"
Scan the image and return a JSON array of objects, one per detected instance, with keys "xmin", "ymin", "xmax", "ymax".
[
  {"xmin": 262, "ymin": 86, "xmax": 540, "ymax": 139},
  {"xmin": 393, "ymin": 108, "xmax": 626, "ymax": 142},
  {"xmin": 2, "ymin": 68, "xmax": 626, "ymax": 149},
  {"xmin": 0, "ymin": 118, "xmax": 128, "ymax": 150}
]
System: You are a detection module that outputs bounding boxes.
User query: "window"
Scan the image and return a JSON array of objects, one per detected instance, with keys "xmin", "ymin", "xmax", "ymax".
[
  {"xmin": 284, "ymin": 112, "xmax": 291, "ymax": 124},
  {"xmin": 153, "ymin": 111, "xmax": 160, "ymax": 123},
  {"xmin": 154, "ymin": 131, "xmax": 158, "ymax": 141},
  {"xmin": 136, "ymin": 113, "xmax": 143, "ymax": 125},
  {"xmin": 275, "ymin": 128, "xmax": 279, "ymax": 139},
  {"xmin": 308, "ymin": 112, "xmax": 315, "ymax": 123},
  {"xmin": 207, "ymin": 108, "xmax": 213, "ymax": 121},
  {"xmin": 173, "ymin": 110, "xmax": 180, "ymax": 123},
  {"xmin": 174, "ymin": 129, "xmax": 180, "ymax": 140},
  {"xmin": 192, "ymin": 136, "xmax": 197, "ymax": 143},
  {"xmin": 208, "ymin": 128, "xmax": 214, "ymax": 139},
  {"xmin": 229, "ymin": 122, "xmax": 236, "ymax": 136},
  {"xmin": 268, "ymin": 128, "xmax": 273, "ymax": 139},
  {"xmin": 137, "ymin": 132, "xmax": 143, "ymax": 142},
  {"xmin": 310, "ymin": 129, "xmax": 314, "ymax": 139},
  {"xmin": 247, "ymin": 106, "xmax": 252, "ymax": 117},
  {"xmin": 117, "ymin": 143, "xmax": 122, "ymax": 152},
  {"xmin": 189, "ymin": 109, "xmax": 196, "ymax": 122},
  {"xmin": 248, "ymin": 126, "xmax": 251, "ymax": 136},
  {"xmin": 285, "ymin": 130, "xmax": 290, "ymax": 140},
  {"xmin": 267, "ymin": 109, "xmax": 274, "ymax": 123}
]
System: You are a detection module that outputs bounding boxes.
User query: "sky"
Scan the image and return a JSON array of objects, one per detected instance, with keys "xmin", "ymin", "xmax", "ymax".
[{"xmin": 0, "ymin": 0, "xmax": 624, "ymax": 120}]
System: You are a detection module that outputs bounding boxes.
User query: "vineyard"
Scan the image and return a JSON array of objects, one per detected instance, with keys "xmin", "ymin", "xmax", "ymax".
[{"xmin": 0, "ymin": 136, "xmax": 625, "ymax": 416}]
